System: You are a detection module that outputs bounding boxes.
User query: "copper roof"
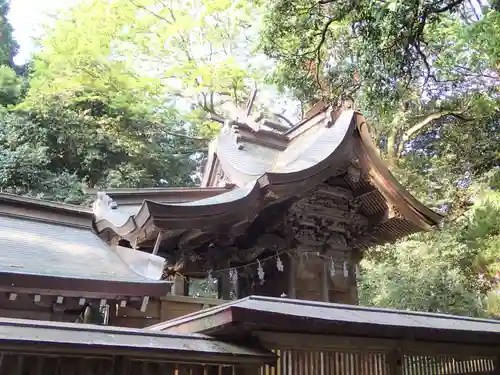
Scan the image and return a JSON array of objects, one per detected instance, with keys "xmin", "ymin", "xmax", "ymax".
[
  {"xmin": 0, "ymin": 317, "xmax": 275, "ymax": 364},
  {"xmin": 0, "ymin": 194, "xmax": 170, "ymax": 297},
  {"xmin": 149, "ymin": 295, "xmax": 500, "ymax": 346},
  {"xmin": 92, "ymin": 107, "xmax": 442, "ymax": 250}
]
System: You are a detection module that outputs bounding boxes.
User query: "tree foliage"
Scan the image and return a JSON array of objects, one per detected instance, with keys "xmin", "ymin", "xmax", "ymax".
[
  {"xmin": 0, "ymin": 0, "xmax": 18, "ymax": 67},
  {"xmin": 260, "ymin": 0, "xmax": 500, "ymax": 316},
  {"xmin": 360, "ymin": 181, "xmax": 500, "ymax": 317},
  {"xmin": 261, "ymin": 0, "xmax": 499, "ymax": 167},
  {"xmin": 1, "ymin": 0, "xmax": 500, "ymax": 316},
  {"xmin": 25, "ymin": 0, "xmax": 273, "ymax": 135}
]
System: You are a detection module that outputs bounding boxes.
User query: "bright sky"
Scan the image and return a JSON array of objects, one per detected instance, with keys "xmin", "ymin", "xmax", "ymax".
[
  {"xmin": 6, "ymin": 0, "xmax": 301, "ymax": 118},
  {"xmin": 8, "ymin": 0, "xmax": 78, "ymax": 65}
]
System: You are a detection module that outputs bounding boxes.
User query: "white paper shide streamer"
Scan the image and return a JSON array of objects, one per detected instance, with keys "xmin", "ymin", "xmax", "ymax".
[
  {"xmin": 343, "ymin": 261, "xmax": 349, "ymax": 278},
  {"xmin": 276, "ymin": 253, "xmax": 284, "ymax": 272},
  {"xmin": 257, "ymin": 259, "xmax": 265, "ymax": 285}
]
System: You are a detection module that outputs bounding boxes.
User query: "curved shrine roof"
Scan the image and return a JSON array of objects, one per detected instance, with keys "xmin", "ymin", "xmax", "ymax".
[
  {"xmin": 93, "ymin": 106, "xmax": 443, "ymax": 250},
  {"xmin": 0, "ymin": 193, "xmax": 170, "ymax": 298}
]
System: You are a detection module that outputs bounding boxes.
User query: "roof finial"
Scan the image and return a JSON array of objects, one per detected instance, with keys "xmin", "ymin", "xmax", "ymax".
[{"xmin": 92, "ymin": 192, "xmax": 117, "ymax": 220}]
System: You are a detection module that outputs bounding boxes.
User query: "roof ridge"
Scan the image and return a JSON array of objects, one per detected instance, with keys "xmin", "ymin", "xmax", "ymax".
[{"xmin": 0, "ymin": 192, "xmax": 91, "ymax": 213}]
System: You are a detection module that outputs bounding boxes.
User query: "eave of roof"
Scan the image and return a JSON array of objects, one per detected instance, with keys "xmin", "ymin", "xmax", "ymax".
[
  {"xmin": 94, "ymin": 107, "xmax": 443, "ymax": 246},
  {"xmin": 94, "ymin": 180, "xmax": 262, "ymax": 236},
  {"xmin": 84, "ymin": 186, "xmax": 232, "ymax": 206},
  {"xmin": 94, "ymin": 110, "xmax": 358, "ymax": 237},
  {"xmin": 0, "ymin": 213, "xmax": 170, "ymax": 298},
  {"xmin": 353, "ymin": 112, "xmax": 444, "ymax": 228},
  {"xmin": 0, "ymin": 317, "xmax": 276, "ymax": 365},
  {"xmin": 148, "ymin": 296, "xmax": 500, "ymax": 346}
]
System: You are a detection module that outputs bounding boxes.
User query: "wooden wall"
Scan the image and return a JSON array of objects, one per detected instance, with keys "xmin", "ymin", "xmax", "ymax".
[
  {"xmin": 0, "ymin": 352, "xmax": 259, "ymax": 375},
  {"xmin": 234, "ymin": 253, "xmax": 359, "ymax": 305},
  {"xmin": 0, "ymin": 293, "xmax": 227, "ymax": 328},
  {"xmin": 110, "ymin": 295, "xmax": 228, "ymax": 328},
  {"xmin": 0, "ymin": 293, "xmax": 80, "ymax": 322},
  {"xmin": 256, "ymin": 332, "xmax": 497, "ymax": 375}
]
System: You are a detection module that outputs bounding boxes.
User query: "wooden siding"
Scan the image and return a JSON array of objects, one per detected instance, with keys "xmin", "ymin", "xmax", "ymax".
[
  {"xmin": 0, "ymin": 352, "xmax": 247, "ymax": 375},
  {"xmin": 111, "ymin": 296, "xmax": 227, "ymax": 328},
  {"xmin": 0, "ymin": 348, "xmax": 493, "ymax": 375},
  {"xmin": 259, "ymin": 349, "xmax": 495, "ymax": 375}
]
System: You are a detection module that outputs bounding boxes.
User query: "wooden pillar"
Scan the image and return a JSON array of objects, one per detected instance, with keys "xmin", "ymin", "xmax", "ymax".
[
  {"xmin": 293, "ymin": 251, "xmax": 327, "ymax": 302},
  {"xmin": 171, "ymin": 274, "xmax": 185, "ymax": 296},
  {"xmin": 107, "ymin": 302, "xmax": 117, "ymax": 326},
  {"xmin": 220, "ymin": 269, "xmax": 232, "ymax": 300},
  {"xmin": 287, "ymin": 253, "xmax": 297, "ymax": 299},
  {"xmin": 348, "ymin": 263, "xmax": 359, "ymax": 304},
  {"xmin": 494, "ymin": 356, "xmax": 500, "ymax": 375},
  {"xmin": 321, "ymin": 262, "xmax": 329, "ymax": 302},
  {"xmin": 388, "ymin": 350, "xmax": 403, "ymax": 375}
]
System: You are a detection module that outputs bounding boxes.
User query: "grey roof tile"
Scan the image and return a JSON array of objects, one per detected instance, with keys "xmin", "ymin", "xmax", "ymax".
[{"xmin": 0, "ymin": 215, "xmax": 157, "ymax": 283}]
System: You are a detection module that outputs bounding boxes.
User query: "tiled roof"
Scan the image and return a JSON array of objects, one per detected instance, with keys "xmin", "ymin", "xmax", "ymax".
[
  {"xmin": 150, "ymin": 295, "xmax": 500, "ymax": 345},
  {"xmin": 0, "ymin": 317, "xmax": 275, "ymax": 364},
  {"xmin": 0, "ymin": 214, "xmax": 169, "ymax": 297}
]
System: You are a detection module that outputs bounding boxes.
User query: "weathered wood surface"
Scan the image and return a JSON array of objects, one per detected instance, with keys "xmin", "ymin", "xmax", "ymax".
[
  {"xmin": 0, "ymin": 315, "xmax": 275, "ymax": 375},
  {"xmin": 93, "ymin": 106, "xmax": 443, "ymax": 293},
  {"xmin": 0, "ymin": 294, "xmax": 226, "ymax": 328},
  {"xmin": 111, "ymin": 295, "xmax": 227, "ymax": 328},
  {"xmin": 0, "ymin": 354, "xmax": 254, "ymax": 375},
  {"xmin": 257, "ymin": 333, "xmax": 496, "ymax": 375}
]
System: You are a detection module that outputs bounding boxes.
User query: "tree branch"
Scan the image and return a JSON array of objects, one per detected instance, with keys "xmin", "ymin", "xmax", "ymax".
[
  {"xmin": 395, "ymin": 110, "xmax": 473, "ymax": 159},
  {"xmin": 162, "ymin": 129, "xmax": 211, "ymax": 141},
  {"xmin": 129, "ymin": 0, "xmax": 173, "ymax": 25},
  {"xmin": 433, "ymin": 0, "xmax": 467, "ymax": 13},
  {"xmin": 274, "ymin": 113, "xmax": 294, "ymax": 128},
  {"xmin": 386, "ymin": 127, "xmax": 400, "ymax": 165}
]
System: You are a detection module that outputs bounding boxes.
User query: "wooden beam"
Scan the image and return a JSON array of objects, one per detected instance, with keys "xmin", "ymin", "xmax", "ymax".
[
  {"xmin": 321, "ymin": 262, "xmax": 329, "ymax": 302},
  {"xmin": 171, "ymin": 275, "xmax": 185, "ymax": 296},
  {"xmin": 254, "ymin": 331, "xmax": 500, "ymax": 357},
  {"xmin": 0, "ymin": 286, "xmax": 127, "ymax": 300},
  {"xmin": 140, "ymin": 296, "xmax": 150, "ymax": 313},
  {"xmin": 152, "ymin": 230, "xmax": 164, "ymax": 255},
  {"xmin": 287, "ymin": 254, "xmax": 296, "ymax": 299},
  {"xmin": 245, "ymin": 86, "xmax": 258, "ymax": 116}
]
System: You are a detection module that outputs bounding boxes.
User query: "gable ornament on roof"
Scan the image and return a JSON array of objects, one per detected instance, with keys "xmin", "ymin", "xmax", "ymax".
[{"xmin": 92, "ymin": 192, "xmax": 118, "ymax": 221}]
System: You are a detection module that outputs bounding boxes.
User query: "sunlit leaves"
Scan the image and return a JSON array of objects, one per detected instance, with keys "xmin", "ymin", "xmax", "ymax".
[
  {"xmin": 360, "ymin": 186, "xmax": 500, "ymax": 317},
  {"xmin": 25, "ymin": 0, "xmax": 267, "ymax": 125}
]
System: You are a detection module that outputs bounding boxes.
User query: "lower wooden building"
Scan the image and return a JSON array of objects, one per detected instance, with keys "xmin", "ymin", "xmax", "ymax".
[
  {"xmin": 0, "ymin": 295, "xmax": 498, "ymax": 375},
  {"xmin": 0, "ymin": 315, "xmax": 274, "ymax": 375},
  {"xmin": 151, "ymin": 295, "xmax": 500, "ymax": 375},
  {"xmin": 0, "ymin": 193, "xmax": 170, "ymax": 323}
]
